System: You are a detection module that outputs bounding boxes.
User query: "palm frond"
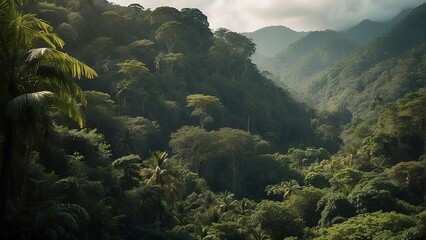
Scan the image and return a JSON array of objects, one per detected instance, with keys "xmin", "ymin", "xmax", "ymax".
[
  {"xmin": 147, "ymin": 174, "xmax": 158, "ymax": 185},
  {"xmin": 1, "ymin": 12, "xmax": 63, "ymax": 50},
  {"xmin": 34, "ymin": 66, "xmax": 87, "ymax": 105},
  {"xmin": 149, "ymin": 151, "xmax": 169, "ymax": 167},
  {"xmin": 19, "ymin": 13, "xmax": 65, "ymax": 48},
  {"xmin": 0, "ymin": 1, "xmax": 8, "ymax": 19},
  {"xmin": 4, "ymin": 91, "xmax": 54, "ymax": 146},
  {"xmin": 50, "ymin": 96, "xmax": 85, "ymax": 128},
  {"xmin": 6, "ymin": 90, "xmax": 84, "ymax": 131},
  {"xmin": 35, "ymin": 65, "xmax": 67, "ymax": 80},
  {"xmin": 27, "ymin": 48, "xmax": 97, "ymax": 79},
  {"xmin": 5, "ymin": 91, "xmax": 55, "ymax": 119},
  {"xmin": 58, "ymin": 203, "xmax": 90, "ymax": 222}
]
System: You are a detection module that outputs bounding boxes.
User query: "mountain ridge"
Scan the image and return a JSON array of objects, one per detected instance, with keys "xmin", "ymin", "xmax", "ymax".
[
  {"xmin": 241, "ymin": 25, "xmax": 307, "ymax": 64},
  {"xmin": 251, "ymin": 8, "xmax": 414, "ymax": 95},
  {"xmin": 304, "ymin": 3, "xmax": 426, "ymax": 119}
]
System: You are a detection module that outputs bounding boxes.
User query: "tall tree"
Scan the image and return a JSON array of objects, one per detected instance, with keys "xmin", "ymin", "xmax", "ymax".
[
  {"xmin": 217, "ymin": 128, "xmax": 268, "ymax": 195},
  {"xmin": 169, "ymin": 126, "xmax": 215, "ymax": 173},
  {"xmin": 212, "ymin": 28, "xmax": 256, "ymax": 78},
  {"xmin": 149, "ymin": 6, "xmax": 181, "ymax": 27},
  {"xmin": 116, "ymin": 59, "xmax": 149, "ymax": 114},
  {"xmin": 140, "ymin": 151, "xmax": 182, "ymax": 229},
  {"xmin": 186, "ymin": 94, "xmax": 223, "ymax": 129},
  {"xmin": 181, "ymin": 8, "xmax": 212, "ymax": 52},
  {"xmin": 155, "ymin": 52, "xmax": 184, "ymax": 85},
  {"xmin": 117, "ymin": 59, "xmax": 149, "ymax": 80},
  {"xmin": 155, "ymin": 21, "xmax": 184, "ymax": 53},
  {"xmin": 0, "ymin": 0, "xmax": 96, "ymax": 229}
]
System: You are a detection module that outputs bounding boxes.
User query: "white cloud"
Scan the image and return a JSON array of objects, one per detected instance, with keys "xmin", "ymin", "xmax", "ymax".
[{"xmin": 110, "ymin": 0, "xmax": 424, "ymax": 32}]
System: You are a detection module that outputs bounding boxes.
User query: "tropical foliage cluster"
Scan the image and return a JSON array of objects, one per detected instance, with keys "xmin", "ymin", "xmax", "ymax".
[{"xmin": 0, "ymin": 0, "xmax": 424, "ymax": 239}]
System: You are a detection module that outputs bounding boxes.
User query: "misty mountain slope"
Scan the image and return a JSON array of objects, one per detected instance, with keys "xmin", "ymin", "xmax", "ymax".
[
  {"xmin": 304, "ymin": 3, "xmax": 426, "ymax": 119},
  {"xmin": 280, "ymin": 37, "xmax": 360, "ymax": 92},
  {"xmin": 341, "ymin": 8, "xmax": 412, "ymax": 46},
  {"xmin": 260, "ymin": 30, "xmax": 358, "ymax": 89},
  {"xmin": 242, "ymin": 26, "xmax": 307, "ymax": 57},
  {"xmin": 257, "ymin": 9, "xmax": 412, "ymax": 94}
]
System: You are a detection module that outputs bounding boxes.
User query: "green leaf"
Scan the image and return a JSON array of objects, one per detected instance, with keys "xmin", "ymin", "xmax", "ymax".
[
  {"xmin": 27, "ymin": 48, "xmax": 97, "ymax": 79},
  {"xmin": 5, "ymin": 91, "xmax": 55, "ymax": 120}
]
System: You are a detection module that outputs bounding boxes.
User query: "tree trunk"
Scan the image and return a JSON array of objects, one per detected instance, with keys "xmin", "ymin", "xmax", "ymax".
[
  {"xmin": 232, "ymin": 152, "xmax": 237, "ymax": 195},
  {"xmin": 0, "ymin": 120, "xmax": 13, "ymax": 229},
  {"xmin": 155, "ymin": 175, "xmax": 163, "ymax": 230},
  {"xmin": 247, "ymin": 114, "xmax": 250, "ymax": 133},
  {"xmin": 241, "ymin": 60, "xmax": 247, "ymax": 80},
  {"xmin": 199, "ymin": 117, "xmax": 204, "ymax": 129},
  {"xmin": 19, "ymin": 148, "xmax": 31, "ymax": 209}
]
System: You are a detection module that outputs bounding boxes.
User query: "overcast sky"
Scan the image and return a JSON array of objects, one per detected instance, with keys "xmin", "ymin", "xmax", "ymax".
[{"xmin": 109, "ymin": 0, "xmax": 424, "ymax": 32}]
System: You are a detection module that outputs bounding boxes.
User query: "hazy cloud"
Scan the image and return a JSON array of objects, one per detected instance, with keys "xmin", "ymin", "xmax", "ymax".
[{"xmin": 110, "ymin": 0, "xmax": 424, "ymax": 32}]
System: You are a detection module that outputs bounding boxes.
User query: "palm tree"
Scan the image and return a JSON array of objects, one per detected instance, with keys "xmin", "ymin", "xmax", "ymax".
[
  {"xmin": 0, "ymin": 0, "xmax": 96, "ymax": 228},
  {"xmin": 217, "ymin": 190, "xmax": 235, "ymax": 213},
  {"xmin": 197, "ymin": 206, "xmax": 225, "ymax": 226},
  {"xmin": 265, "ymin": 179, "xmax": 301, "ymax": 200},
  {"xmin": 140, "ymin": 151, "xmax": 182, "ymax": 229},
  {"xmin": 233, "ymin": 198, "xmax": 254, "ymax": 216},
  {"xmin": 200, "ymin": 190, "xmax": 217, "ymax": 208},
  {"xmin": 142, "ymin": 151, "xmax": 170, "ymax": 188},
  {"xmin": 282, "ymin": 180, "xmax": 302, "ymax": 200}
]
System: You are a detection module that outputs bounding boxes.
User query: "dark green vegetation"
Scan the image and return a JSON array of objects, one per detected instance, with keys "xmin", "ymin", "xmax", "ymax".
[{"xmin": 0, "ymin": 0, "xmax": 424, "ymax": 239}]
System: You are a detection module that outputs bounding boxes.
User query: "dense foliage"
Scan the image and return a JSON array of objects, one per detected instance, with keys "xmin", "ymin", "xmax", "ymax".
[{"xmin": 0, "ymin": 0, "xmax": 424, "ymax": 239}]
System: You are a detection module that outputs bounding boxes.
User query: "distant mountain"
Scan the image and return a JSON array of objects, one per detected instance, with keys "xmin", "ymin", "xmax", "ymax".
[
  {"xmin": 304, "ymin": 4, "xmax": 426, "ymax": 119},
  {"xmin": 241, "ymin": 26, "xmax": 307, "ymax": 64},
  {"xmin": 341, "ymin": 19, "xmax": 388, "ymax": 46},
  {"xmin": 260, "ymin": 30, "xmax": 359, "ymax": 91},
  {"xmin": 258, "ymin": 9, "xmax": 412, "ymax": 94},
  {"xmin": 262, "ymin": 30, "xmax": 340, "ymax": 72},
  {"xmin": 281, "ymin": 37, "xmax": 359, "ymax": 92},
  {"xmin": 341, "ymin": 8, "xmax": 412, "ymax": 46}
]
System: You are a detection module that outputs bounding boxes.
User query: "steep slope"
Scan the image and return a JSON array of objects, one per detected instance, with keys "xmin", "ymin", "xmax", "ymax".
[
  {"xmin": 261, "ymin": 30, "xmax": 358, "ymax": 90},
  {"xmin": 281, "ymin": 37, "xmax": 359, "ymax": 92},
  {"xmin": 305, "ymin": 4, "xmax": 426, "ymax": 119},
  {"xmin": 24, "ymin": 0, "xmax": 314, "ymax": 151},
  {"xmin": 260, "ymin": 9, "xmax": 412, "ymax": 94},
  {"xmin": 341, "ymin": 19, "xmax": 389, "ymax": 46},
  {"xmin": 262, "ymin": 30, "xmax": 340, "ymax": 71},
  {"xmin": 341, "ymin": 9, "xmax": 411, "ymax": 46},
  {"xmin": 242, "ymin": 26, "xmax": 307, "ymax": 64}
]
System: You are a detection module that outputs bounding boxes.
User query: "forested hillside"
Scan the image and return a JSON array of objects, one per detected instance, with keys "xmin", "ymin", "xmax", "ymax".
[
  {"xmin": 262, "ymin": 31, "xmax": 360, "ymax": 92},
  {"xmin": 257, "ymin": 8, "xmax": 412, "ymax": 95},
  {"xmin": 305, "ymin": 3, "xmax": 426, "ymax": 119},
  {"xmin": 340, "ymin": 8, "xmax": 411, "ymax": 46},
  {"xmin": 0, "ymin": 0, "xmax": 424, "ymax": 240},
  {"xmin": 21, "ymin": 0, "xmax": 312, "ymax": 151}
]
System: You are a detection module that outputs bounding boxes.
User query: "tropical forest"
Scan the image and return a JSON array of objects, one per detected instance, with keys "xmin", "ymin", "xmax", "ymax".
[{"xmin": 0, "ymin": 0, "xmax": 425, "ymax": 239}]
